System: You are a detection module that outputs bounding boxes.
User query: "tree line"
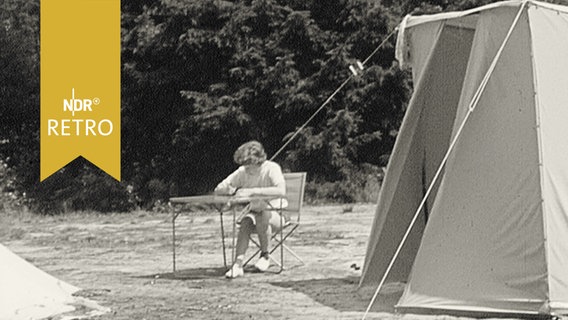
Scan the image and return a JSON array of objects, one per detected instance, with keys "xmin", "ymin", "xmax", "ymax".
[{"xmin": 1, "ymin": 0, "xmax": 558, "ymax": 213}]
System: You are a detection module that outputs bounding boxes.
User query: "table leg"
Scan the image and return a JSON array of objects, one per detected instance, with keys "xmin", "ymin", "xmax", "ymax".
[
  {"xmin": 172, "ymin": 210, "xmax": 177, "ymax": 273},
  {"xmin": 231, "ymin": 206, "xmax": 236, "ymax": 267},
  {"xmin": 279, "ymin": 199, "xmax": 284, "ymax": 273},
  {"xmin": 219, "ymin": 210, "xmax": 227, "ymax": 268}
]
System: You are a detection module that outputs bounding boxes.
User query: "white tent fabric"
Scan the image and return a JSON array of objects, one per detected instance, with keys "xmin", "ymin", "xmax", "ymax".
[
  {"xmin": 0, "ymin": 244, "xmax": 107, "ymax": 320},
  {"xmin": 529, "ymin": 5, "xmax": 568, "ymax": 312},
  {"xmin": 361, "ymin": 0, "xmax": 568, "ymax": 317}
]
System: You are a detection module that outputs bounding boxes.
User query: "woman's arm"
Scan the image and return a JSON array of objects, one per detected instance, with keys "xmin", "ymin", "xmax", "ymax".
[
  {"xmin": 214, "ymin": 168, "xmax": 242, "ymax": 195},
  {"xmin": 235, "ymin": 185, "xmax": 284, "ymax": 197},
  {"xmin": 234, "ymin": 163, "xmax": 285, "ymax": 197}
]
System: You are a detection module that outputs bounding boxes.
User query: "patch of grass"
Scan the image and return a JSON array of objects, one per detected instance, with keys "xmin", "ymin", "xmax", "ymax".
[
  {"xmin": 342, "ymin": 205, "xmax": 354, "ymax": 213},
  {"xmin": 9, "ymin": 227, "xmax": 26, "ymax": 240}
]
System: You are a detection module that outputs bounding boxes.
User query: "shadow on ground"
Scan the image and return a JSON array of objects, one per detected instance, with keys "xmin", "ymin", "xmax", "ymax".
[
  {"xmin": 271, "ymin": 276, "xmax": 405, "ymax": 313},
  {"xmin": 138, "ymin": 264, "xmax": 296, "ymax": 282},
  {"xmin": 141, "ymin": 267, "xmax": 228, "ymax": 280}
]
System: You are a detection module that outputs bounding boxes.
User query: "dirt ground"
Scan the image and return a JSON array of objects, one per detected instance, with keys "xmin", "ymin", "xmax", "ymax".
[{"xmin": 0, "ymin": 204, "xmax": 416, "ymax": 320}]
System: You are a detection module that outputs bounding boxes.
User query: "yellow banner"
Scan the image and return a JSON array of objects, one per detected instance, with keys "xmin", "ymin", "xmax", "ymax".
[{"xmin": 40, "ymin": 0, "xmax": 120, "ymax": 181}]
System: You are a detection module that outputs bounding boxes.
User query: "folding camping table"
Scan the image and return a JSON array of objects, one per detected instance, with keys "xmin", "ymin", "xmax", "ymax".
[{"xmin": 168, "ymin": 194, "xmax": 281, "ymax": 273}]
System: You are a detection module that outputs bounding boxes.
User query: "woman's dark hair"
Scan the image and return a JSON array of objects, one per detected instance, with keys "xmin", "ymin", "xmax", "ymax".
[{"xmin": 233, "ymin": 141, "xmax": 267, "ymax": 166}]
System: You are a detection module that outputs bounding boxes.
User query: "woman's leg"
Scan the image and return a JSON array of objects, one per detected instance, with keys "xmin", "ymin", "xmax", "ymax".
[
  {"xmin": 235, "ymin": 217, "xmax": 254, "ymax": 262},
  {"xmin": 226, "ymin": 217, "xmax": 254, "ymax": 278},
  {"xmin": 255, "ymin": 211, "xmax": 272, "ymax": 253},
  {"xmin": 268, "ymin": 210, "xmax": 284, "ymax": 232},
  {"xmin": 255, "ymin": 210, "xmax": 284, "ymax": 252}
]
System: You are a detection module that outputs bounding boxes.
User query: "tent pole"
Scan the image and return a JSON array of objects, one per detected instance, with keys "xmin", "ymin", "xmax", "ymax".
[{"xmin": 361, "ymin": 3, "xmax": 528, "ymax": 319}]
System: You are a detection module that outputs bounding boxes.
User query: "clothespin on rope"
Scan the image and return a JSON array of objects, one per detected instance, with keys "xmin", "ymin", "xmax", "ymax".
[
  {"xmin": 349, "ymin": 60, "xmax": 365, "ymax": 76},
  {"xmin": 270, "ymin": 28, "xmax": 399, "ymax": 161}
]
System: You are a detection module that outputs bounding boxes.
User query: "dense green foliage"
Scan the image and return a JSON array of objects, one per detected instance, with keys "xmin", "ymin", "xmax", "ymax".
[
  {"xmin": 1, "ymin": 0, "xmax": 564, "ymax": 213},
  {"xmin": 120, "ymin": 0, "xmax": 409, "ymax": 208}
]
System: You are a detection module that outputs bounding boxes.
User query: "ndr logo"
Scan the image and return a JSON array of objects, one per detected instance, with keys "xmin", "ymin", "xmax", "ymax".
[
  {"xmin": 63, "ymin": 88, "xmax": 100, "ymax": 116},
  {"xmin": 47, "ymin": 88, "xmax": 112, "ymax": 137}
]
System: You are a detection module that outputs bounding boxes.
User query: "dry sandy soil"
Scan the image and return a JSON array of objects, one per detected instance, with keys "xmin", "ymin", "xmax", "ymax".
[{"xmin": 0, "ymin": 204, "xmax": 419, "ymax": 319}]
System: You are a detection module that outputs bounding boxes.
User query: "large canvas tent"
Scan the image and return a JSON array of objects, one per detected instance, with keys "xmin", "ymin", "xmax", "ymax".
[
  {"xmin": 0, "ymin": 244, "xmax": 107, "ymax": 320},
  {"xmin": 360, "ymin": 0, "xmax": 568, "ymax": 317}
]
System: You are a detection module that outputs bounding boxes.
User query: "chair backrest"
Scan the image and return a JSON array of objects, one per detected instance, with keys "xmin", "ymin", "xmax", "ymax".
[{"xmin": 283, "ymin": 172, "xmax": 306, "ymax": 214}]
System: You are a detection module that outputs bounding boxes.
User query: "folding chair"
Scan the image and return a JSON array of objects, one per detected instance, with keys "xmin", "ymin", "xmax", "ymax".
[{"xmin": 243, "ymin": 172, "xmax": 307, "ymax": 273}]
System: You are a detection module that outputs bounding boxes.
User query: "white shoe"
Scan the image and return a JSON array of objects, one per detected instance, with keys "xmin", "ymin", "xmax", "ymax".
[
  {"xmin": 225, "ymin": 264, "xmax": 244, "ymax": 278},
  {"xmin": 254, "ymin": 256, "xmax": 270, "ymax": 272}
]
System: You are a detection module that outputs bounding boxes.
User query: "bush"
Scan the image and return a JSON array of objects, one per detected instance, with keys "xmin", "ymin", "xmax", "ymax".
[
  {"xmin": 26, "ymin": 159, "xmax": 136, "ymax": 214},
  {"xmin": 304, "ymin": 164, "xmax": 383, "ymax": 204},
  {"xmin": 69, "ymin": 172, "xmax": 136, "ymax": 213},
  {"xmin": 0, "ymin": 161, "xmax": 27, "ymax": 213}
]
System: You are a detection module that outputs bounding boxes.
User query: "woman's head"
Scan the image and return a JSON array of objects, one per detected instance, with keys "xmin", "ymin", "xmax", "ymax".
[{"xmin": 233, "ymin": 140, "xmax": 267, "ymax": 166}]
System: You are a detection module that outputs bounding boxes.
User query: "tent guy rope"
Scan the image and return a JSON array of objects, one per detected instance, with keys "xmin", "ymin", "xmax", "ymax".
[
  {"xmin": 269, "ymin": 27, "xmax": 399, "ymax": 161},
  {"xmin": 360, "ymin": 3, "xmax": 528, "ymax": 319}
]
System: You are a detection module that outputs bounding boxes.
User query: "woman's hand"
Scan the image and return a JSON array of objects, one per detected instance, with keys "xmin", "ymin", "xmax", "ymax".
[
  {"xmin": 214, "ymin": 184, "xmax": 237, "ymax": 195},
  {"xmin": 234, "ymin": 188, "xmax": 254, "ymax": 198}
]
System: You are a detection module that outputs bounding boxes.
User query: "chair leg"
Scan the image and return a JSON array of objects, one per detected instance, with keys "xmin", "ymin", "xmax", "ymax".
[
  {"xmin": 277, "ymin": 209, "xmax": 284, "ymax": 273},
  {"xmin": 269, "ymin": 255, "xmax": 282, "ymax": 268},
  {"xmin": 282, "ymin": 243, "xmax": 304, "ymax": 265},
  {"xmin": 243, "ymin": 226, "xmax": 303, "ymax": 272}
]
